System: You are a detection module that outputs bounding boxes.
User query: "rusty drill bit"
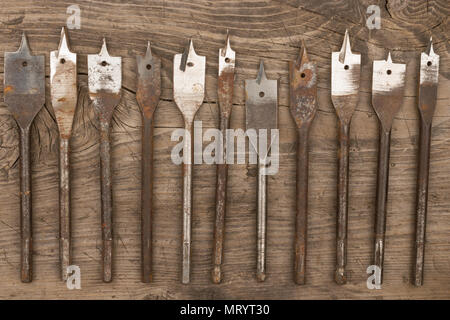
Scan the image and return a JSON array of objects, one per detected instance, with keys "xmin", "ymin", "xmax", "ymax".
[
  {"xmin": 88, "ymin": 38, "xmax": 122, "ymax": 282},
  {"xmin": 50, "ymin": 27, "xmax": 78, "ymax": 281},
  {"xmin": 136, "ymin": 42, "xmax": 161, "ymax": 283},
  {"xmin": 289, "ymin": 41, "xmax": 317, "ymax": 285},
  {"xmin": 371, "ymin": 52, "xmax": 406, "ymax": 284},
  {"xmin": 245, "ymin": 61, "xmax": 278, "ymax": 282},
  {"xmin": 212, "ymin": 32, "xmax": 235, "ymax": 284},
  {"xmin": 173, "ymin": 40, "xmax": 206, "ymax": 284},
  {"xmin": 414, "ymin": 37, "xmax": 439, "ymax": 286},
  {"xmin": 4, "ymin": 33, "xmax": 45, "ymax": 282},
  {"xmin": 331, "ymin": 30, "xmax": 361, "ymax": 284}
]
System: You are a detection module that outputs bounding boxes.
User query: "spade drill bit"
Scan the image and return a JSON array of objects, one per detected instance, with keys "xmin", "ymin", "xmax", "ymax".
[
  {"xmin": 414, "ymin": 37, "xmax": 439, "ymax": 286},
  {"xmin": 50, "ymin": 27, "xmax": 78, "ymax": 281},
  {"xmin": 88, "ymin": 39, "xmax": 122, "ymax": 282},
  {"xmin": 245, "ymin": 61, "xmax": 278, "ymax": 282},
  {"xmin": 371, "ymin": 52, "xmax": 406, "ymax": 284},
  {"xmin": 4, "ymin": 33, "xmax": 45, "ymax": 282},
  {"xmin": 136, "ymin": 42, "xmax": 161, "ymax": 283},
  {"xmin": 331, "ymin": 30, "xmax": 361, "ymax": 284},
  {"xmin": 289, "ymin": 42, "xmax": 317, "ymax": 285},
  {"xmin": 212, "ymin": 33, "xmax": 235, "ymax": 284},
  {"xmin": 173, "ymin": 40, "xmax": 206, "ymax": 284}
]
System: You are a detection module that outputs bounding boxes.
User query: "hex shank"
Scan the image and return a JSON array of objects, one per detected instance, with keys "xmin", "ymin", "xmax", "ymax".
[
  {"xmin": 19, "ymin": 126, "xmax": 32, "ymax": 282},
  {"xmin": 414, "ymin": 121, "xmax": 432, "ymax": 286},
  {"xmin": 59, "ymin": 137, "xmax": 71, "ymax": 280},
  {"xmin": 256, "ymin": 160, "xmax": 267, "ymax": 282},
  {"xmin": 99, "ymin": 120, "xmax": 113, "ymax": 282},
  {"xmin": 182, "ymin": 121, "xmax": 194, "ymax": 284},
  {"xmin": 212, "ymin": 115, "xmax": 230, "ymax": 284},
  {"xmin": 335, "ymin": 122, "xmax": 350, "ymax": 284},
  {"xmin": 141, "ymin": 117, "xmax": 154, "ymax": 283},
  {"xmin": 374, "ymin": 129, "xmax": 391, "ymax": 283},
  {"xmin": 294, "ymin": 125, "xmax": 310, "ymax": 284}
]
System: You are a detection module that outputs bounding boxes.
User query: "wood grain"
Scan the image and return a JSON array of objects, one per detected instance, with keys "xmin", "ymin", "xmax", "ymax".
[{"xmin": 0, "ymin": 0, "xmax": 448, "ymax": 299}]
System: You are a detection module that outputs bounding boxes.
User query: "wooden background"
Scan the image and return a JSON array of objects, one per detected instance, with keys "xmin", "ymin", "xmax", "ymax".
[{"xmin": 0, "ymin": 0, "xmax": 448, "ymax": 299}]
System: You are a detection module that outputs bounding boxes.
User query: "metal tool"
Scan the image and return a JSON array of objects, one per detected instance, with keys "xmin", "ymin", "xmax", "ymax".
[
  {"xmin": 245, "ymin": 61, "xmax": 278, "ymax": 282},
  {"xmin": 371, "ymin": 52, "xmax": 406, "ymax": 284},
  {"xmin": 50, "ymin": 27, "xmax": 78, "ymax": 281},
  {"xmin": 212, "ymin": 33, "xmax": 235, "ymax": 284},
  {"xmin": 88, "ymin": 38, "xmax": 122, "ymax": 282},
  {"xmin": 136, "ymin": 42, "xmax": 161, "ymax": 283},
  {"xmin": 4, "ymin": 33, "xmax": 45, "ymax": 282},
  {"xmin": 414, "ymin": 37, "xmax": 439, "ymax": 286},
  {"xmin": 173, "ymin": 40, "xmax": 205, "ymax": 284},
  {"xmin": 331, "ymin": 30, "xmax": 361, "ymax": 284},
  {"xmin": 289, "ymin": 41, "xmax": 317, "ymax": 285}
]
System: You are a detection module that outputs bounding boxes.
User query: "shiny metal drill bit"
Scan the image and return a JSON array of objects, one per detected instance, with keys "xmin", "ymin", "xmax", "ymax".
[
  {"xmin": 414, "ymin": 37, "xmax": 439, "ymax": 286},
  {"xmin": 371, "ymin": 52, "xmax": 406, "ymax": 284},
  {"xmin": 331, "ymin": 30, "xmax": 361, "ymax": 284},
  {"xmin": 245, "ymin": 61, "xmax": 278, "ymax": 282},
  {"xmin": 88, "ymin": 38, "xmax": 122, "ymax": 282},
  {"xmin": 50, "ymin": 27, "xmax": 78, "ymax": 281},
  {"xmin": 173, "ymin": 40, "xmax": 205, "ymax": 284},
  {"xmin": 136, "ymin": 42, "xmax": 161, "ymax": 283},
  {"xmin": 289, "ymin": 41, "xmax": 317, "ymax": 285},
  {"xmin": 4, "ymin": 33, "xmax": 45, "ymax": 282},
  {"xmin": 212, "ymin": 32, "xmax": 235, "ymax": 284}
]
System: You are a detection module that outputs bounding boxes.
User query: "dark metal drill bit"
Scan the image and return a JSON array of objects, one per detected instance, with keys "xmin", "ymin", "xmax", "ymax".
[
  {"xmin": 212, "ymin": 33, "xmax": 235, "ymax": 284},
  {"xmin": 331, "ymin": 30, "xmax": 361, "ymax": 284},
  {"xmin": 173, "ymin": 40, "xmax": 206, "ymax": 284},
  {"xmin": 136, "ymin": 42, "xmax": 161, "ymax": 283},
  {"xmin": 414, "ymin": 37, "xmax": 439, "ymax": 286},
  {"xmin": 88, "ymin": 39, "xmax": 122, "ymax": 282},
  {"xmin": 50, "ymin": 27, "xmax": 78, "ymax": 281},
  {"xmin": 371, "ymin": 52, "xmax": 406, "ymax": 284},
  {"xmin": 289, "ymin": 41, "xmax": 317, "ymax": 285},
  {"xmin": 4, "ymin": 33, "xmax": 45, "ymax": 282},
  {"xmin": 245, "ymin": 61, "xmax": 278, "ymax": 282}
]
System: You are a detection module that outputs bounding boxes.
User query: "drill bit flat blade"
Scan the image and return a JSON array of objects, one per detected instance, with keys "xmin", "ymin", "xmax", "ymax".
[
  {"xmin": 174, "ymin": 40, "xmax": 206, "ymax": 123},
  {"xmin": 331, "ymin": 29, "xmax": 361, "ymax": 123},
  {"xmin": 418, "ymin": 37, "xmax": 439, "ymax": 124},
  {"xmin": 372, "ymin": 52, "xmax": 406, "ymax": 131},
  {"xmin": 88, "ymin": 38, "xmax": 122, "ymax": 120},
  {"xmin": 50, "ymin": 27, "xmax": 78, "ymax": 139},
  {"xmin": 246, "ymin": 61, "xmax": 278, "ymax": 132},
  {"xmin": 4, "ymin": 33, "xmax": 45, "ymax": 128},
  {"xmin": 289, "ymin": 42, "xmax": 317, "ymax": 127},
  {"xmin": 137, "ymin": 42, "xmax": 161, "ymax": 119}
]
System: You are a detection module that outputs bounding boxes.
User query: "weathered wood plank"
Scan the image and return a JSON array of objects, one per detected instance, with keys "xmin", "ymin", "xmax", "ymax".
[{"xmin": 0, "ymin": 0, "xmax": 448, "ymax": 299}]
